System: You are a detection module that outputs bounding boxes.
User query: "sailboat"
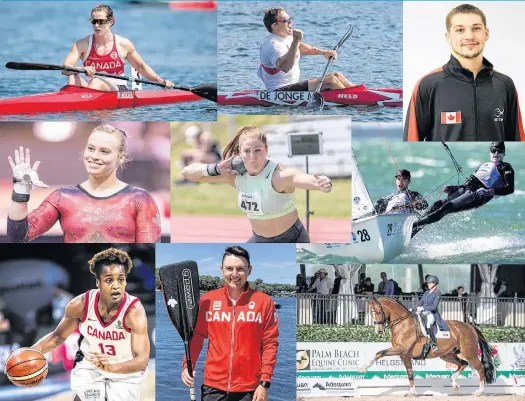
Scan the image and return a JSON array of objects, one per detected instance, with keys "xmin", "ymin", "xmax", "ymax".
[{"xmin": 299, "ymin": 148, "xmax": 418, "ymax": 263}]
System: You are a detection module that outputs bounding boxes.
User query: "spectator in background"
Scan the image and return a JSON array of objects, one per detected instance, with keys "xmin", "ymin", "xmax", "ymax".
[
  {"xmin": 354, "ymin": 273, "xmax": 366, "ymax": 294},
  {"xmin": 52, "ymin": 284, "xmax": 74, "ymax": 325},
  {"xmin": 495, "ymin": 278, "xmax": 509, "ymax": 297},
  {"xmin": 332, "ymin": 271, "xmax": 341, "ymax": 295},
  {"xmin": 309, "ymin": 271, "xmax": 320, "ymax": 290},
  {"xmin": 378, "ymin": 272, "xmax": 394, "ymax": 296},
  {"xmin": 362, "ymin": 277, "xmax": 374, "ymax": 294},
  {"xmin": 453, "ymin": 285, "xmax": 470, "ymax": 323},
  {"xmin": 296, "ymin": 274, "xmax": 308, "ymax": 293},
  {"xmin": 175, "ymin": 125, "xmax": 222, "ymax": 186},
  {"xmin": 309, "ymin": 268, "xmax": 333, "ymax": 324}
]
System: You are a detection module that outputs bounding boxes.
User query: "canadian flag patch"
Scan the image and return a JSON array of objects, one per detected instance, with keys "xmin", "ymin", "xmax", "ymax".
[{"xmin": 441, "ymin": 111, "xmax": 462, "ymax": 124}]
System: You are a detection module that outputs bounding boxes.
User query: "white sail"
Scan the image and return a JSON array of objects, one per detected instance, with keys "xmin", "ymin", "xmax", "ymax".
[{"xmin": 351, "ymin": 148, "xmax": 375, "ymax": 220}]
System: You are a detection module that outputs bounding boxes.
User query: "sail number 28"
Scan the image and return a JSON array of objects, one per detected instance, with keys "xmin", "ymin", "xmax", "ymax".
[{"xmin": 357, "ymin": 229, "xmax": 371, "ymax": 242}]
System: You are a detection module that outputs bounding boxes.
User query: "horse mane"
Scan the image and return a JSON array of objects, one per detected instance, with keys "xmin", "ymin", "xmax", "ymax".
[{"xmin": 375, "ymin": 296, "xmax": 411, "ymax": 313}]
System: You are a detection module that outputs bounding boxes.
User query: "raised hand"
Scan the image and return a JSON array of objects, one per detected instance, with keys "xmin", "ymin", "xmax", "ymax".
[{"xmin": 8, "ymin": 147, "xmax": 48, "ymax": 196}]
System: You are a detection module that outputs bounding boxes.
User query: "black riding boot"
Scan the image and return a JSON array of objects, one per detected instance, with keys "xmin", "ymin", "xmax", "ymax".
[{"xmin": 429, "ymin": 329, "xmax": 439, "ymax": 352}]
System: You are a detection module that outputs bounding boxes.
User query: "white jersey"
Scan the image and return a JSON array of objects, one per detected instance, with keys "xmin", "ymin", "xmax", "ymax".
[
  {"xmin": 258, "ymin": 33, "xmax": 300, "ymax": 92},
  {"xmin": 475, "ymin": 162, "xmax": 503, "ymax": 189},
  {"xmin": 386, "ymin": 193, "xmax": 412, "ymax": 214},
  {"xmin": 78, "ymin": 289, "xmax": 141, "ymax": 378}
]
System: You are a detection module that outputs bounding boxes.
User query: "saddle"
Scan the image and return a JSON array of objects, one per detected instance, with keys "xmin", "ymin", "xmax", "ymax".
[
  {"xmin": 413, "ymin": 312, "xmax": 451, "ymax": 360},
  {"xmin": 418, "ymin": 313, "xmax": 450, "ymax": 339}
]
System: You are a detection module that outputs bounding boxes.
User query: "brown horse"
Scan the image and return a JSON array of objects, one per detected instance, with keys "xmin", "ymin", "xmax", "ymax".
[{"xmin": 359, "ymin": 296, "xmax": 496, "ymax": 396}]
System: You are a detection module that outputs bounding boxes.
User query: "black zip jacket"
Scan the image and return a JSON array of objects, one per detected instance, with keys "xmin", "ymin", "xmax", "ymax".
[{"xmin": 404, "ymin": 56, "xmax": 525, "ymax": 141}]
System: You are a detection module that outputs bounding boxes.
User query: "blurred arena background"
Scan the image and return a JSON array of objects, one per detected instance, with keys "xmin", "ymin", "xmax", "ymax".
[
  {"xmin": 0, "ymin": 122, "xmax": 170, "ymax": 242},
  {"xmin": 0, "ymin": 244, "xmax": 155, "ymax": 401}
]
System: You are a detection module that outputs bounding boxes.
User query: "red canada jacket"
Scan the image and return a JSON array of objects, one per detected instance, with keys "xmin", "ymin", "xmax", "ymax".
[{"xmin": 183, "ymin": 283, "xmax": 279, "ymax": 392}]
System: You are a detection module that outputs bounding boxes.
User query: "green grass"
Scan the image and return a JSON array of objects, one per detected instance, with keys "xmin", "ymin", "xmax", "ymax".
[
  {"xmin": 173, "ymin": 179, "xmax": 351, "ymax": 218},
  {"xmin": 171, "ymin": 116, "xmax": 352, "ymax": 219}
]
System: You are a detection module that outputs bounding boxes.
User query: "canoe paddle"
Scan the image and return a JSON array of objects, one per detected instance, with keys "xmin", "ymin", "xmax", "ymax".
[
  {"xmin": 305, "ymin": 25, "xmax": 354, "ymax": 111},
  {"xmin": 159, "ymin": 261, "xmax": 201, "ymax": 401},
  {"xmin": 5, "ymin": 61, "xmax": 217, "ymax": 102}
]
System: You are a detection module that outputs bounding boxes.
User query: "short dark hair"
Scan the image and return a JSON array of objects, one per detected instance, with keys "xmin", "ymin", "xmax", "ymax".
[
  {"xmin": 381, "ymin": 272, "xmax": 387, "ymax": 276},
  {"xmin": 395, "ymin": 169, "xmax": 411, "ymax": 179},
  {"xmin": 446, "ymin": 4, "xmax": 487, "ymax": 32},
  {"xmin": 88, "ymin": 248, "xmax": 133, "ymax": 278},
  {"xmin": 457, "ymin": 286, "xmax": 464, "ymax": 290},
  {"xmin": 222, "ymin": 246, "xmax": 251, "ymax": 266},
  {"xmin": 263, "ymin": 7, "xmax": 284, "ymax": 33}
]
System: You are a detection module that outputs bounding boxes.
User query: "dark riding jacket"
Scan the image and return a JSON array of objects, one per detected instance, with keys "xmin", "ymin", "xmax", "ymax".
[{"xmin": 418, "ymin": 288, "xmax": 449, "ymax": 331}]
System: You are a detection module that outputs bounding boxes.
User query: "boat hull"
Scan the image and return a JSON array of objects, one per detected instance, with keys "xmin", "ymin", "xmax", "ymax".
[
  {"xmin": 0, "ymin": 85, "xmax": 203, "ymax": 115},
  {"xmin": 299, "ymin": 214, "xmax": 417, "ymax": 263},
  {"xmin": 218, "ymin": 85, "xmax": 402, "ymax": 107},
  {"xmin": 169, "ymin": 1, "xmax": 216, "ymax": 10}
]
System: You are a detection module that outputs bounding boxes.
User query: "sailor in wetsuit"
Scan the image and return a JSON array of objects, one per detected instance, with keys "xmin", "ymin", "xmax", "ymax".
[
  {"xmin": 374, "ymin": 169, "xmax": 428, "ymax": 214},
  {"xmin": 412, "ymin": 142, "xmax": 514, "ymax": 233}
]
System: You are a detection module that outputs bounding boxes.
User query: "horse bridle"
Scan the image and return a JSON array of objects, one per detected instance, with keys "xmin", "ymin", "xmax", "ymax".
[
  {"xmin": 368, "ymin": 297, "xmax": 414, "ymax": 329},
  {"xmin": 369, "ymin": 297, "xmax": 387, "ymax": 326}
]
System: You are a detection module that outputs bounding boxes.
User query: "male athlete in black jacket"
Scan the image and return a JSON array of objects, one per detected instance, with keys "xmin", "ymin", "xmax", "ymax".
[{"xmin": 404, "ymin": 4, "xmax": 524, "ymax": 142}]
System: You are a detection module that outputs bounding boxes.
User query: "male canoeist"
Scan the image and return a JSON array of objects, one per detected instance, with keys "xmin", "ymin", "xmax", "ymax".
[
  {"xmin": 258, "ymin": 7, "xmax": 355, "ymax": 92},
  {"xmin": 62, "ymin": 4, "xmax": 174, "ymax": 91},
  {"xmin": 412, "ymin": 141, "xmax": 514, "ymax": 234}
]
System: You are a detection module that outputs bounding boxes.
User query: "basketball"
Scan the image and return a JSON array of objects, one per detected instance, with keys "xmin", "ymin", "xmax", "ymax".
[{"xmin": 5, "ymin": 348, "xmax": 48, "ymax": 387}]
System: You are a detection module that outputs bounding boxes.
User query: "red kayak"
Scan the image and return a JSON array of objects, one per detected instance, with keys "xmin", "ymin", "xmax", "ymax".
[
  {"xmin": 0, "ymin": 85, "xmax": 203, "ymax": 115},
  {"xmin": 218, "ymin": 85, "xmax": 402, "ymax": 107},
  {"xmin": 169, "ymin": 1, "xmax": 217, "ymax": 11}
]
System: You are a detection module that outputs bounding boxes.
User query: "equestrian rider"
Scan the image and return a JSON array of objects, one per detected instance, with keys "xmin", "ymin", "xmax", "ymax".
[{"xmin": 416, "ymin": 275, "xmax": 443, "ymax": 352}]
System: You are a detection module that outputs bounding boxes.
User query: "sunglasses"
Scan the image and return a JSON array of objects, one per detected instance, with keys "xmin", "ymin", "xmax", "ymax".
[
  {"xmin": 275, "ymin": 16, "xmax": 293, "ymax": 24},
  {"xmin": 90, "ymin": 18, "xmax": 110, "ymax": 25},
  {"xmin": 395, "ymin": 175, "xmax": 408, "ymax": 179},
  {"xmin": 490, "ymin": 148, "xmax": 504, "ymax": 154}
]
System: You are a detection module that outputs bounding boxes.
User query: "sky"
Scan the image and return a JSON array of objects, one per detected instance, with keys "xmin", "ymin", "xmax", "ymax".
[{"xmin": 155, "ymin": 243, "xmax": 297, "ymax": 284}]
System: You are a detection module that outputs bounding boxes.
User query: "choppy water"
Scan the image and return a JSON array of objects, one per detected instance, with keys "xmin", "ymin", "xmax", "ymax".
[
  {"xmin": 298, "ymin": 126, "xmax": 525, "ymax": 264},
  {"xmin": 0, "ymin": 1, "xmax": 216, "ymax": 121},
  {"xmin": 155, "ymin": 292, "xmax": 297, "ymax": 401},
  {"xmin": 218, "ymin": 1, "xmax": 402, "ymax": 120}
]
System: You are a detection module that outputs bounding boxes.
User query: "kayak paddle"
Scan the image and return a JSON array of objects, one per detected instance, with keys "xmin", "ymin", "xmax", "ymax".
[
  {"xmin": 159, "ymin": 261, "xmax": 201, "ymax": 401},
  {"xmin": 306, "ymin": 25, "xmax": 354, "ymax": 111},
  {"xmin": 5, "ymin": 61, "xmax": 217, "ymax": 102}
]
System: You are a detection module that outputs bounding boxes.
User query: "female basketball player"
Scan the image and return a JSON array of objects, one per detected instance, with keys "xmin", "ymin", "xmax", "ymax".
[
  {"xmin": 7, "ymin": 124, "xmax": 162, "ymax": 243},
  {"xmin": 29, "ymin": 248, "xmax": 150, "ymax": 401},
  {"xmin": 181, "ymin": 125, "xmax": 333, "ymax": 243}
]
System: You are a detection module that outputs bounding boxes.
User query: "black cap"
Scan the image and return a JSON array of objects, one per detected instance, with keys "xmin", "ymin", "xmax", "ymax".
[
  {"xmin": 490, "ymin": 141, "xmax": 505, "ymax": 153},
  {"xmin": 395, "ymin": 169, "xmax": 411, "ymax": 179}
]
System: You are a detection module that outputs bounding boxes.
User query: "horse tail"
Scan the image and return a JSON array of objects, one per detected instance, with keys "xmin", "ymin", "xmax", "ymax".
[{"xmin": 473, "ymin": 326, "xmax": 496, "ymax": 384}]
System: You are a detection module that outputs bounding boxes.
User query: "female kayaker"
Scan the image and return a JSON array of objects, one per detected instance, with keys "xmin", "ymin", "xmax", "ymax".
[
  {"xmin": 181, "ymin": 125, "xmax": 333, "ymax": 243},
  {"xmin": 62, "ymin": 4, "xmax": 174, "ymax": 91},
  {"xmin": 7, "ymin": 124, "xmax": 161, "ymax": 243}
]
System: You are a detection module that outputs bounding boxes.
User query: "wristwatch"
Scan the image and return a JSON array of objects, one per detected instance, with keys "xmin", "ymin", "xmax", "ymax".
[{"xmin": 259, "ymin": 381, "xmax": 271, "ymax": 389}]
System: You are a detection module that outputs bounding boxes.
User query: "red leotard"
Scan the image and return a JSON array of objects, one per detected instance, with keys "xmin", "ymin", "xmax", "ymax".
[
  {"xmin": 8, "ymin": 185, "xmax": 161, "ymax": 243},
  {"xmin": 83, "ymin": 34, "xmax": 125, "ymax": 75}
]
